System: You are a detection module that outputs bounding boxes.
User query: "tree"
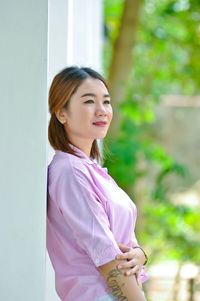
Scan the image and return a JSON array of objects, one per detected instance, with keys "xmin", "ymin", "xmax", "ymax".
[
  {"xmin": 107, "ymin": 0, "xmax": 144, "ymax": 136},
  {"xmin": 103, "ymin": 0, "xmax": 200, "ymax": 267}
]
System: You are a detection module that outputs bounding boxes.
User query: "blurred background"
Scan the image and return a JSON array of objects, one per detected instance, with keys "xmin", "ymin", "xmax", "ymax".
[
  {"xmin": 103, "ymin": 0, "xmax": 200, "ymax": 300},
  {"xmin": 1, "ymin": 0, "xmax": 199, "ymax": 300}
]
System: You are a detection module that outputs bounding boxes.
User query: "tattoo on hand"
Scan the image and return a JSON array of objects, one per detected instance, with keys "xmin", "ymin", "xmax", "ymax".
[{"xmin": 106, "ymin": 269, "xmax": 128, "ymax": 301}]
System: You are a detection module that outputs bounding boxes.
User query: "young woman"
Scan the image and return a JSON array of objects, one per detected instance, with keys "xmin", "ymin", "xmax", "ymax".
[{"xmin": 47, "ymin": 66, "xmax": 148, "ymax": 301}]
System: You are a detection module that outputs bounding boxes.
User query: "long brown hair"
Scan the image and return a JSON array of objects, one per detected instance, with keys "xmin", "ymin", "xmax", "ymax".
[{"xmin": 48, "ymin": 66, "xmax": 108, "ymax": 161}]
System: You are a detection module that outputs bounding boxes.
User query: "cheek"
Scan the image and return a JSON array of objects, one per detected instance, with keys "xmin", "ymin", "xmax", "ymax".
[
  {"xmin": 70, "ymin": 109, "xmax": 92, "ymax": 126},
  {"xmin": 108, "ymin": 108, "xmax": 113, "ymax": 121},
  {"xmin": 68, "ymin": 106, "xmax": 88, "ymax": 121}
]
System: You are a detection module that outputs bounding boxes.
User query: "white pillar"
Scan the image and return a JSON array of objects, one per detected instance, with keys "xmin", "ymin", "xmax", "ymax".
[
  {"xmin": 46, "ymin": 0, "xmax": 103, "ymax": 300},
  {"xmin": 67, "ymin": 0, "xmax": 103, "ymax": 71},
  {"xmin": 46, "ymin": 1, "xmax": 69, "ymax": 299},
  {"xmin": 0, "ymin": 1, "xmax": 48, "ymax": 301}
]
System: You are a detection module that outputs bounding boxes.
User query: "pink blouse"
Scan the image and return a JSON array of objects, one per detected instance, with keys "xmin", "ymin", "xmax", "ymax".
[{"xmin": 46, "ymin": 144, "xmax": 147, "ymax": 301}]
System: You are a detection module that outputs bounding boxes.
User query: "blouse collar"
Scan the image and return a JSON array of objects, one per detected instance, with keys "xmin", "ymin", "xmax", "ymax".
[
  {"xmin": 55, "ymin": 143, "xmax": 96, "ymax": 166},
  {"xmin": 55, "ymin": 143, "xmax": 109, "ymax": 177}
]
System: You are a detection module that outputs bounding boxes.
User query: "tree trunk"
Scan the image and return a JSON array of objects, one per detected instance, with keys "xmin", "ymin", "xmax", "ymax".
[
  {"xmin": 172, "ymin": 263, "xmax": 182, "ymax": 301},
  {"xmin": 105, "ymin": 0, "xmax": 145, "ymax": 231},
  {"xmin": 107, "ymin": 0, "xmax": 143, "ymax": 137}
]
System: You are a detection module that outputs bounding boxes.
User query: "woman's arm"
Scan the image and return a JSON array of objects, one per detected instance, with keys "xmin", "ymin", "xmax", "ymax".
[
  {"xmin": 116, "ymin": 243, "xmax": 147, "ymax": 275},
  {"xmin": 98, "ymin": 259, "xmax": 146, "ymax": 301}
]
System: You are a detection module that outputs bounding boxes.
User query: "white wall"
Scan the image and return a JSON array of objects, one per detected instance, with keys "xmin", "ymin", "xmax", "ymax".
[
  {"xmin": 67, "ymin": 0, "xmax": 103, "ymax": 70},
  {"xmin": 46, "ymin": 2, "xmax": 69, "ymax": 298},
  {"xmin": 0, "ymin": 0, "xmax": 103, "ymax": 299},
  {"xmin": 48, "ymin": 0, "xmax": 103, "ymax": 86},
  {"xmin": 0, "ymin": 1, "xmax": 48, "ymax": 301},
  {"xmin": 46, "ymin": 0, "xmax": 103, "ymax": 300}
]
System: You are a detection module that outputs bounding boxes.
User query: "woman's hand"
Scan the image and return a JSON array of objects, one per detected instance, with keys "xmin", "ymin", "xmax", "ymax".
[{"xmin": 115, "ymin": 243, "xmax": 146, "ymax": 288}]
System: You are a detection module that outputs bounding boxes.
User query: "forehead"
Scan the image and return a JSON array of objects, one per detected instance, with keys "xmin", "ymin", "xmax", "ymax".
[{"xmin": 75, "ymin": 78, "xmax": 108, "ymax": 95}]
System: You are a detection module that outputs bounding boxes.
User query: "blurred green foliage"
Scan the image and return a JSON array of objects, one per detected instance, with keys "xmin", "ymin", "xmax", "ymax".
[{"xmin": 103, "ymin": 0, "xmax": 200, "ymax": 265}]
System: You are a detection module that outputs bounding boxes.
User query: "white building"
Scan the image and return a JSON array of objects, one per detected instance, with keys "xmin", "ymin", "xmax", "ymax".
[{"xmin": 0, "ymin": 1, "xmax": 103, "ymax": 300}]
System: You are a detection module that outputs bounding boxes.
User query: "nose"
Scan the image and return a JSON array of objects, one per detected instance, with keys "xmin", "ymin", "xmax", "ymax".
[{"xmin": 95, "ymin": 103, "xmax": 107, "ymax": 116}]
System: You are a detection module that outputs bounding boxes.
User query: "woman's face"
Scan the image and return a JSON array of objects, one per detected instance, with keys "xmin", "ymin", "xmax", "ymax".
[{"xmin": 60, "ymin": 78, "xmax": 113, "ymax": 145}]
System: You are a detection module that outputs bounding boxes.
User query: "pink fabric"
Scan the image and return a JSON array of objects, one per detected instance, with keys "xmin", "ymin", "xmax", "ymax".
[{"xmin": 46, "ymin": 144, "xmax": 147, "ymax": 301}]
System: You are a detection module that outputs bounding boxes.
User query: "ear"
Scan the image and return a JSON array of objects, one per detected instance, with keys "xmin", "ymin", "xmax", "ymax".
[{"xmin": 55, "ymin": 108, "xmax": 68, "ymax": 124}]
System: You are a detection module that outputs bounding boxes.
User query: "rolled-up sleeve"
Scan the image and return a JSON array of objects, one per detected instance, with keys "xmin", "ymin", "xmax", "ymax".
[{"xmin": 55, "ymin": 162, "xmax": 122, "ymax": 267}]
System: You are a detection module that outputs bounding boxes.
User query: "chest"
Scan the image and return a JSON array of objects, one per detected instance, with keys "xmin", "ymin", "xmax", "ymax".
[{"xmin": 91, "ymin": 168, "xmax": 137, "ymax": 229}]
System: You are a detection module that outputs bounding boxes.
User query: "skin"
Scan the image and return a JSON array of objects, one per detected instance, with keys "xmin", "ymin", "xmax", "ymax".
[
  {"xmin": 56, "ymin": 78, "xmax": 146, "ymax": 300},
  {"xmin": 98, "ymin": 260, "xmax": 146, "ymax": 301},
  {"xmin": 117, "ymin": 243, "xmax": 146, "ymax": 288},
  {"xmin": 56, "ymin": 78, "xmax": 113, "ymax": 158}
]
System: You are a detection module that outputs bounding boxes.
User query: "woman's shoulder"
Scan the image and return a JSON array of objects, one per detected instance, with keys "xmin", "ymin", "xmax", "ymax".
[{"xmin": 48, "ymin": 150, "xmax": 91, "ymax": 180}]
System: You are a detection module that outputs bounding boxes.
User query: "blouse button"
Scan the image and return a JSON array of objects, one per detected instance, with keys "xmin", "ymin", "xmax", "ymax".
[{"xmin": 95, "ymin": 258, "xmax": 100, "ymax": 264}]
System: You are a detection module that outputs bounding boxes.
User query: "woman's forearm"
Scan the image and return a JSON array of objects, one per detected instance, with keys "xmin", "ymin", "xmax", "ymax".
[{"xmin": 98, "ymin": 259, "xmax": 146, "ymax": 301}]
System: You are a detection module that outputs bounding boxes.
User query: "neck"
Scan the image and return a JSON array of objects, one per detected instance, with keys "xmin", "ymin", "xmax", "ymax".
[{"xmin": 69, "ymin": 138, "xmax": 94, "ymax": 158}]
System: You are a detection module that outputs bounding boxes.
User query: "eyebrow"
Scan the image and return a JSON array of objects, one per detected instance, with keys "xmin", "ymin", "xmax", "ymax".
[{"xmin": 81, "ymin": 93, "xmax": 111, "ymax": 98}]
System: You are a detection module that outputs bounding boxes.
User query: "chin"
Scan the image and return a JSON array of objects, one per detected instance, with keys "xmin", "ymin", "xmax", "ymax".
[
  {"xmin": 91, "ymin": 128, "xmax": 109, "ymax": 140},
  {"xmin": 91, "ymin": 135, "xmax": 106, "ymax": 140},
  {"xmin": 95, "ymin": 132, "xmax": 107, "ymax": 139}
]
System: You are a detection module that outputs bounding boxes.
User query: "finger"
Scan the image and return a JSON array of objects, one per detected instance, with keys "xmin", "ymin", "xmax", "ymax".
[
  {"xmin": 129, "ymin": 265, "xmax": 141, "ymax": 275},
  {"xmin": 116, "ymin": 251, "xmax": 132, "ymax": 260},
  {"xmin": 117, "ymin": 259, "xmax": 137, "ymax": 270},
  {"xmin": 135, "ymin": 272, "xmax": 142, "ymax": 289},
  {"xmin": 117, "ymin": 243, "xmax": 130, "ymax": 252},
  {"xmin": 136, "ymin": 276, "xmax": 142, "ymax": 289},
  {"xmin": 125, "ymin": 266, "xmax": 141, "ymax": 277}
]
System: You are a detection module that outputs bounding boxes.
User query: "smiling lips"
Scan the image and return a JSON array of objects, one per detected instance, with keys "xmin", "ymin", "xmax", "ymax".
[{"xmin": 92, "ymin": 121, "xmax": 107, "ymax": 127}]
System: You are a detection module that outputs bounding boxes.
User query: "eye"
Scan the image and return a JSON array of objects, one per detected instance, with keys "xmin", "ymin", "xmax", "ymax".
[
  {"xmin": 84, "ymin": 99, "xmax": 94, "ymax": 104},
  {"xmin": 104, "ymin": 100, "xmax": 111, "ymax": 104}
]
